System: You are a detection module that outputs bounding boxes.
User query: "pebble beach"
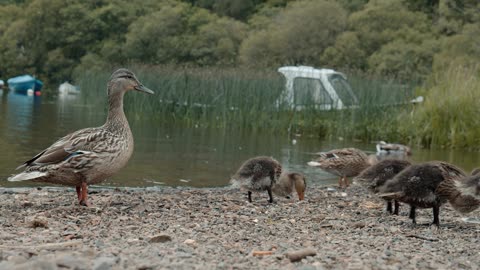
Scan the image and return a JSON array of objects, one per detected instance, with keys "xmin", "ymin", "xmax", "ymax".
[{"xmin": 0, "ymin": 184, "xmax": 479, "ymax": 270}]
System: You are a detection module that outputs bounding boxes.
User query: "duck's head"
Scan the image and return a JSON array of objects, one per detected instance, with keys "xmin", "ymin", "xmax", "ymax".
[
  {"xmin": 108, "ymin": 68, "xmax": 154, "ymax": 96},
  {"xmin": 288, "ymin": 173, "xmax": 306, "ymax": 201}
]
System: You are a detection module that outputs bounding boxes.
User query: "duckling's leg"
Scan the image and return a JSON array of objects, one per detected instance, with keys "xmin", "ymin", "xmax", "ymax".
[
  {"xmin": 386, "ymin": 201, "xmax": 393, "ymax": 214},
  {"xmin": 266, "ymin": 187, "xmax": 274, "ymax": 203},
  {"xmin": 409, "ymin": 206, "xmax": 416, "ymax": 224},
  {"xmin": 393, "ymin": 200, "xmax": 400, "ymax": 215},
  {"xmin": 79, "ymin": 182, "xmax": 91, "ymax": 207},
  {"xmin": 247, "ymin": 191, "xmax": 252, "ymax": 203},
  {"xmin": 432, "ymin": 205, "xmax": 440, "ymax": 226},
  {"xmin": 338, "ymin": 177, "xmax": 343, "ymax": 188}
]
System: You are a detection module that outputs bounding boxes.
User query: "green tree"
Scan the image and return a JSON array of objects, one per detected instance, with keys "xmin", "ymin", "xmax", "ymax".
[{"xmin": 240, "ymin": 0, "xmax": 347, "ymax": 67}]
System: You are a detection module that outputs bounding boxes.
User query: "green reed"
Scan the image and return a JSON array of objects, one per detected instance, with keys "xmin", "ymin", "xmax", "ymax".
[
  {"xmin": 74, "ymin": 66, "xmax": 416, "ymax": 143},
  {"xmin": 398, "ymin": 65, "xmax": 480, "ymax": 149}
]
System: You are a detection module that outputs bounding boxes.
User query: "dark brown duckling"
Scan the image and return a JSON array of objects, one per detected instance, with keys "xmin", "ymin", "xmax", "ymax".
[
  {"xmin": 231, "ymin": 156, "xmax": 282, "ymax": 203},
  {"xmin": 354, "ymin": 159, "xmax": 412, "ymax": 215},
  {"xmin": 272, "ymin": 172, "xmax": 306, "ymax": 201},
  {"xmin": 379, "ymin": 161, "xmax": 466, "ymax": 226},
  {"xmin": 308, "ymin": 148, "xmax": 377, "ymax": 188},
  {"xmin": 436, "ymin": 168, "xmax": 480, "ymax": 214}
]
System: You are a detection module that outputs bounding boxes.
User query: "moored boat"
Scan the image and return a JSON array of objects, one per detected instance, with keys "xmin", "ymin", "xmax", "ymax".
[{"xmin": 7, "ymin": 75, "xmax": 43, "ymax": 95}]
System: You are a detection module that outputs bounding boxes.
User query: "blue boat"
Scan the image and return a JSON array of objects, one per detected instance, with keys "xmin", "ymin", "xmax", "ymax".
[{"xmin": 7, "ymin": 75, "xmax": 43, "ymax": 94}]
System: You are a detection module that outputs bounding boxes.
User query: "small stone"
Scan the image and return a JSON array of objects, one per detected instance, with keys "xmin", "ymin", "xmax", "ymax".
[
  {"xmin": 29, "ymin": 216, "xmax": 48, "ymax": 228},
  {"xmin": 149, "ymin": 234, "xmax": 172, "ymax": 243},
  {"xmin": 184, "ymin": 239, "xmax": 196, "ymax": 245}
]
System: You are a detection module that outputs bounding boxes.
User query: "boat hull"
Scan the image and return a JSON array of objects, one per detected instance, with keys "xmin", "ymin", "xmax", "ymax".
[{"xmin": 7, "ymin": 75, "xmax": 43, "ymax": 93}]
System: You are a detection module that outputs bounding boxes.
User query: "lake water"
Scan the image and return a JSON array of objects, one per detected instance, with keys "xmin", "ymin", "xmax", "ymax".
[{"xmin": 1, "ymin": 89, "xmax": 479, "ymax": 188}]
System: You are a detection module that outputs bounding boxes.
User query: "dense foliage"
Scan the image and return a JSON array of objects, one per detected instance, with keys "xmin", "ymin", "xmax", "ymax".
[{"xmin": 0, "ymin": 0, "xmax": 479, "ymax": 85}]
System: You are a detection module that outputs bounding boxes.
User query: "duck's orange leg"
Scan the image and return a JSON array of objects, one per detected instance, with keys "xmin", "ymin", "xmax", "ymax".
[
  {"xmin": 75, "ymin": 186, "xmax": 82, "ymax": 201},
  {"xmin": 79, "ymin": 182, "xmax": 91, "ymax": 207}
]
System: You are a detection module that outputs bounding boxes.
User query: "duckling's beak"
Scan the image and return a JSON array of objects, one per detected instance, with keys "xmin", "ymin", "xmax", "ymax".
[{"xmin": 134, "ymin": 84, "xmax": 154, "ymax": 94}]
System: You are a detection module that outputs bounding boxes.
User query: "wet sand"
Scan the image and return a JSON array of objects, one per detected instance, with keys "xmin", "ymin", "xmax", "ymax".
[{"xmin": 0, "ymin": 184, "xmax": 479, "ymax": 270}]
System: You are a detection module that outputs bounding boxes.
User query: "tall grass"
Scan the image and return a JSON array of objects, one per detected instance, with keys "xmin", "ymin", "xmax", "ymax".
[
  {"xmin": 74, "ymin": 65, "xmax": 416, "ymax": 143},
  {"xmin": 398, "ymin": 65, "xmax": 480, "ymax": 149}
]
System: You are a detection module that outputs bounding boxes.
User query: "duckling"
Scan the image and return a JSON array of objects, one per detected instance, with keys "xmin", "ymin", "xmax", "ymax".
[
  {"xmin": 272, "ymin": 172, "xmax": 306, "ymax": 201},
  {"xmin": 8, "ymin": 69, "xmax": 154, "ymax": 206},
  {"xmin": 354, "ymin": 159, "xmax": 411, "ymax": 215},
  {"xmin": 308, "ymin": 148, "xmax": 377, "ymax": 188},
  {"xmin": 379, "ymin": 161, "xmax": 466, "ymax": 226},
  {"xmin": 436, "ymin": 168, "xmax": 480, "ymax": 214},
  {"xmin": 231, "ymin": 156, "xmax": 282, "ymax": 203},
  {"xmin": 376, "ymin": 141, "xmax": 412, "ymax": 161}
]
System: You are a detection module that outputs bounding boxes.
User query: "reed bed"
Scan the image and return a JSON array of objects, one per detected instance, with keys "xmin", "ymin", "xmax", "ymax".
[
  {"xmin": 74, "ymin": 66, "xmax": 416, "ymax": 143},
  {"xmin": 399, "ymin": 65, "xmax": 480, "ymax": 149}
]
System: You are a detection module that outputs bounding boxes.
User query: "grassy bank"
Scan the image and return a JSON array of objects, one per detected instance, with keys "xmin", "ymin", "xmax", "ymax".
[
  {"xmin": 399, "ymin": 65, "xmax": 480, "ymax": 149},
  {"xmin": 74, "ymin": 66, "xmax": 417, "ymax": 143}
]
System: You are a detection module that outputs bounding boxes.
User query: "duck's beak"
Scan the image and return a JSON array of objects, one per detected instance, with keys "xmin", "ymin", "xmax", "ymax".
[{"xmin": 134, "ymin": 84, "xmax": 154, "ymax": 94}]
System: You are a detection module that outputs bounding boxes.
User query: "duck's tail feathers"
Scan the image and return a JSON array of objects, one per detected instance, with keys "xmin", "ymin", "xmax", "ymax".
[
  {"xmin": 378, "ymin": 192, "xmax": 402, "ymax": 200},
  {"xmin": 307, "ymin": 161, "xmax": 321, "ymax": 167},
  {"xmin": 8, "ymin": 171, "xmax": 47, "ymax": 182}
]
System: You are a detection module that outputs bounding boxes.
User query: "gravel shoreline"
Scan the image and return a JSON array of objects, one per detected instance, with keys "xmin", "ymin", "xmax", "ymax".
[{"xmin": 0, "ymin": 184, "xmax": 479, "ymax": 270}]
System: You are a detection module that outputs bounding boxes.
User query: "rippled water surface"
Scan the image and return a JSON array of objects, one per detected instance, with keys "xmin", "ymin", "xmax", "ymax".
[{"xmin": 1, "ymin": 89, "xmax": 479, "ymax": 188}]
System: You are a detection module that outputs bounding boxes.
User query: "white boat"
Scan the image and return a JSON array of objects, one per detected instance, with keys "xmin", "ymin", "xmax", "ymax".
[
  {"xmin": 58, "ymin": 82, "xmax": 80, "ymax": 95},
  {"xmin": 277, "ymin": 66, "xmax": 359, "ymax": 110}
]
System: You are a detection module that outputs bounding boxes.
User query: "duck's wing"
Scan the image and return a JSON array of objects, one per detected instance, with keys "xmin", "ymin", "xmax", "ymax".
[{"xmin": 16, "ymin": 127, "xmax": 104, "ymax": 170}]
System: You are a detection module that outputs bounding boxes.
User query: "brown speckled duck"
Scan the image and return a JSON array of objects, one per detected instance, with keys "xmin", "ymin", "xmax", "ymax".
[
  {"xmin": 436, "ymin": 168, "xmax": 480, "ymax": 214},
  {"xmin": 272, "ymin": 172, "xmax": 306, "ymax": 201},
  {"xmin": 8, "ymin": 69, "xmax": 154, "ymax": 206},
  {"xmin": 231, "ymin": 156, "xmax": 282, "ymax": 203},
  {"xmin": 308, "ymin": 148, "xmax": 377, "ymax": 188},
  {"xmin": 354, "ymin": 159, "xmax": 411, "ymax": 215},
  {"xmin": 379, "ymin": 161, "xmax": 466, "ymax": 226}
]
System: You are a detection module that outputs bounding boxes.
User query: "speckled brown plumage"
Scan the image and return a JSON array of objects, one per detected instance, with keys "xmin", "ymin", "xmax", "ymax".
[
  {"xmin": 8, "ymin": 69, "xmax": 154, "ymax": 206},
  {"xmin": 354, "ymin": 159, "xmax": 411, "ymax": 214},
  {"xmin": 436, "ymin": 170, "xmax": 480, "ymax": 214},
  {"xmin": 308, "ymin": 148, "xmax": 376, "ymax": 188},
  {"xmin": 272, "ymin": 172, "xmax": 306, "ymax": 201},
  {"xmin": 379, "ymin": 161, "xmax": 466, "ymax": 226},
  {"xmin": 231, "ymin": 156, "xmax": 282, "ymax": 203}
]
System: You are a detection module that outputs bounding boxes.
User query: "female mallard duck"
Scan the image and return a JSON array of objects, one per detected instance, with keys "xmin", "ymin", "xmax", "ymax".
[
  {"xmin": 354, "ymin": 159, "xmax": 411, "ymax": 215},
  {"xmin": 379, "ymin": 161, "xmax": 465, "ymax": 226},
  {"xmin": 231, "ymin": 156, "xmax": 282, "ymax": 203},
  {"xmin": 376, "ymin": 141, "xmax": 412, "ymax": 161},
  {"xmin": 308, "ymin": 148, "xmax": 377, "ymax": 188},
  {"xmin": 272, "ymin": 172, "xmax": 306, "ymax": 201},
  {"xmin": 436, "ymin": 168, "xmax": 480, "ymax": 214},
  {"xmin": 8, "ymin": 69, "xmax": 154, "ymax": 206}
]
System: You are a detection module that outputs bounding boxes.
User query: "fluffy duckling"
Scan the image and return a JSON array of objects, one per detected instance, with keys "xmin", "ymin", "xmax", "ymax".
[
  {"xmin": 272, "ymin": 172, "xmax": 306, "ymax": 201},
  {"xmin": 8, "ymin": 69, "xmax": 154, "ymax": 206},
  {"xmin": 379, "ymin": 161, "xmax": 466, "ymax": 226},
  {"xmin": 354, "ymin": 159, "xmax": 412, "ymax": 215},
  {"xmin": 231, "ymin": 156, "xmax": 282, "ymax": 203},
  {"xmin": 308, "ymin": 148, "xmax": 377, "ymax": 188},
  {"xmin": 376, "ymin": 141, "xmax": 412, "ymax": 161},
  {"xmin": 436, "ymin": 168, "xmax": 480, "ymax": 214}
]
